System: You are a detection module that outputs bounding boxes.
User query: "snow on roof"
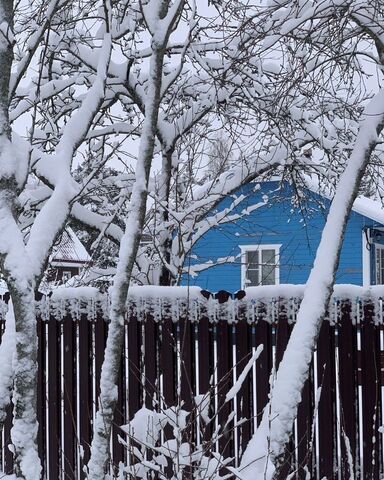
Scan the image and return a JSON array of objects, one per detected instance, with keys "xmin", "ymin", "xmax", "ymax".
[
  {"xmin": 303, "ymin": 175, "xmax": 384, "ymax": 225},
  {"xmin": 351, "ymin": 196, "xmax": 384, "ymax": 225},
  {"xmin": 51, "ymin": 228, "xmax": 91, "ymax": 264}
]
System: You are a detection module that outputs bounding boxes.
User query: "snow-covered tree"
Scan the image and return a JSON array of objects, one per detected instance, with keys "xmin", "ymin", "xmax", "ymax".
[
  {"xmin": 2, "ymin": 0, "xmax": 384, "ymax": 478},
  {"xmin": 236, "ymin": 2, "xmax": 384, "ymax": 478},
  {"xmin": 0, "ymin": 1, "xmax": 113, "ymax": 477}
]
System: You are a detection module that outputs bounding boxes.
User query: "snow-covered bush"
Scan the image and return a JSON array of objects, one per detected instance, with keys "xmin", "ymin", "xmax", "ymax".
[
  {"xmin": 119, "ymin": 399, "xmax": 234, "ymax": 480},
  {"xmin": 117, "ymin": 346, "xmax": 264, "ymax": 479}
]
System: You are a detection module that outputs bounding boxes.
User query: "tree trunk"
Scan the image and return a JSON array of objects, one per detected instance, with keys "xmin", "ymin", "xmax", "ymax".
[
  {"xmin": 0, "ymin": 300, "xmax": 15, "ymax": 430},
  {"xmin": 0, "ymin": 2, "xmax": 41, "ymax": 477},
  {"xmin": 8, "ymin": 283, "xmax": 41, "ymax": 480},
  {"xmin": 158, "ymin": 148, "xmax": 174, "ymax": 286},
  {"xmin": 87, "ymin": 6, "xmax": 175, "ymax": 475}
]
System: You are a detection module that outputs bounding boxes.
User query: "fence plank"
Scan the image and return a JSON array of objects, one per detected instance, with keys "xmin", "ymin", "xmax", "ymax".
[
  {"xmin": 144, "ymin": 314, "xmax": 157, "ymax": 409},
  {"xmin": 160, "ymin": 317, "xmax": 176, "ymax": 409},
  {"xmin": 254, "ymin": 312, "xmax": 272, "ymax": 425},
  {"xmin": 216, "ymin": 319, "xmax": 233, "ymax": 462},
  {"xmin": 361, "ymin": 302, "xmax": 380, "ymax": 479},
  {"xmin": 197, "ymin": 313, "xmax": 213, "ymax": 444},
  {"xmin": 63, "ymin": 315, "xmax": 77, "ymax": 480},
  {"xmin": 179, "ymin": 316, "xmax": 194, "ymax": 477},
  {"xmin": 180, "ymin": 317, "xmax": 194, "ymax": 411},
  {"xmin": 297, "ymin": 365, "xmax": 314, "ymax": 479},
  {"xmin": 159, "ymin": 316, "xmax": 176, "ymax": 478},
  {"xmin": 78, "ymin": 314, "xmax": 92, "ymax": 476},
  {"xmin": 127, "ymin": 315, "xmax": 141, "ymax": 420},
  {"xmin": 47, "ymin": 315, "xmax": 61, "ymax": 479},
  {"xmin": 316, "ymin": 319, "xmax": 336, "ymax": 479},
  {"xmin": 338, "ymin": 300, "xmax": 358, "ymax": 480},
  {"xmin": 235, "ymin": 314, "xmax": 251, "ymax": 456}
]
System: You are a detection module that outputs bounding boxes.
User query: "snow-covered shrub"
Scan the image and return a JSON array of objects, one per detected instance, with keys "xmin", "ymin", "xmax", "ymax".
[
  {"xmin": 117, "ymin": 347, "xmax": 264, "ymax": 479},
  {"xmin": 119, "ymin": 397, "xmax": 235, "ymax": 480}
]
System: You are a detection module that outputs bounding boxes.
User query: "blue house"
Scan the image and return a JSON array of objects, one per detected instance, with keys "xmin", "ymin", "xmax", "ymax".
[{"xmin": 184, "ymin": 180, "xmax": 384, "ymax": 292}]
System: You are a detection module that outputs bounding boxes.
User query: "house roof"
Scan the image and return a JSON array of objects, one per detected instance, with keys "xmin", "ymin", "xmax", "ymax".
[
  {"xmin": 302, "ymin": 176, "xmax": 384, "ymax": 225},
  {"xmin": 51, "ymin": 228, "xmax": 91, "ymax": 264}
]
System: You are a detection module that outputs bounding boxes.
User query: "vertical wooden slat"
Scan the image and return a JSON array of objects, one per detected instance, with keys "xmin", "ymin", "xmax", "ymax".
[
  {"xmin": 316, "ymin": 319, "xmax": 336, "ymax": 479},
  {"xmin": 63, "ymin": 314, "xmax": 76, "ymax": 480},
  {"xmin": 361, "ymin": 302, "xmax": 380, "ymax": 479},
  {"xmin": 160, "ymin": 314, "xmax": 176, "ymax": 478},
  {"xmin": 235, "ymin": 311, "xmax": 252, "ymax": 456},
  {"xmin": 179, "ymin": 315, "xmax": 194, "ymax": 477},
  {"xmin": 296, "ymin": 366, "xmax": 314, "ymax": 479},
  {"xmin": 37, "ymin": 317, "xmax": 46, "ymax": 478},
  {"xmin": 254, "ymin": 305, "xmax": 272, "ymax": 425},
  {"xmin": 197, "ymin": 313, "xmax": 213, "ymax": 444},
  {"xmin": 216, "ymin": 318, "xmax": 232, "ymax": 461},
  {"xmin": 180, "ymin": 316, "xmax": 193, "ymax": 411},
  {"xmin": 144, "ymin": 314, "xmax": 157, "ymax": 409},
  {"xmin": 78, "ymin": 313, "xmax": 92, "ymax": 476},
  {"xmin": 48, "ymin": 315, "xmax": 61, "ymax": 479},
  {"xmin": 160, "ymin": 317, "xmax": 176, "ymax": 410},
  {"xmin": 338, "ymin": 300, "xmax": 358, "ymax": 479},
  {"xmin": 127, "ymin": 315, "xmax": 141, "ymax": 420}
]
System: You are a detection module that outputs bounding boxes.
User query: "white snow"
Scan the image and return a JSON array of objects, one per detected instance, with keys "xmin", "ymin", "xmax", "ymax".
[{"xmin": 225, "ymin": 345, "xmax": 263, "ymax": 402}]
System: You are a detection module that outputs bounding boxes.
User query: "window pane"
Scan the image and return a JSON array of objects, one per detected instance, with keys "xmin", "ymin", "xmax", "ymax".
[
  {"xmin": 262, "ymin": 249, "xmax": 275, "ymax": 264},
  {"xmin": 246, "ymin": 250, "xmax": 259, "ymax": 267},
  {"xmin": 261, "ymin": 263, "xmax": 276, "ymax": 285},
  {"xmin": 246, "ymin": 268, "xmax": 259, "ymax": 286},
  {"xmin": 378, "ymin": 247, "xmax": 384, "ymax": 284},
  {"xmin": 243, "ymin": 248, "xmax": 279, "ymax": 287}
]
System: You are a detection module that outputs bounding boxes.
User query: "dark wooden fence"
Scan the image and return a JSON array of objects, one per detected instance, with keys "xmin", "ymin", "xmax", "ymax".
[{"xmin": 0, "ymin": 289, "xmax": 384, "ymax": 479}]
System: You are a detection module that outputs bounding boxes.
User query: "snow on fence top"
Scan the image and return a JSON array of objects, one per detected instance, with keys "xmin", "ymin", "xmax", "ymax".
[{"xmin": 1, "ymin": 284, "xmax": 384, "ymax": 323}]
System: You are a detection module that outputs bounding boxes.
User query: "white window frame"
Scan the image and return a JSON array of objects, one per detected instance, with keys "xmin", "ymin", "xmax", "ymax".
[
  {"xmin": 376, "ymin": 244, "xmax": 384, "ymax": 285},
  {"xmin": 240, "ymin": 244, "xmax": 281, "ymax": 289},
  {"xmin": 362, "ymin": 230, "xmax": 370, "ymax": 286}
]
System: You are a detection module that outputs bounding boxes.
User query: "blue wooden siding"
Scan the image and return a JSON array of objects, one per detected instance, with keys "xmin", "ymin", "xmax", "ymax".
[{"xmin": 183, "ymin": 181, "xmax": 382, "ymax": 292}]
